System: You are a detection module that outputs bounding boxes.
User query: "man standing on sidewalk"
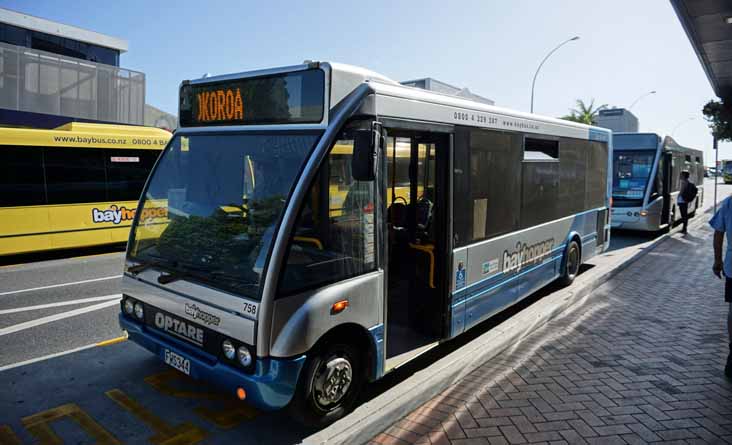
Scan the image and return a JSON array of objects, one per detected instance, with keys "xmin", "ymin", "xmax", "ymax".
[
  {"xmin": 710, "ymin": 197, "xmax": 732, "ymax": 379},
  {"xmin": 678, "ymin": 171, "xmax": 691, "ymax": 234}
]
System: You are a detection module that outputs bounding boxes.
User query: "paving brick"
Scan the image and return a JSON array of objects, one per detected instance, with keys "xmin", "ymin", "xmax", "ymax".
[
  {"xmin": 659, "ymin": 418, "xmax": 700, "ymax": 429},
  {"xmin": 557, "ymin": 429, "xmax": 587, "ymax": 445},
  {"xmin": 593, "ymin": 424, "xmax": 632, "ymax": 436},
  {"xmin": 534, "ymin": 421, "xmax": 571, "ymax": 433},
  {"xmin": 385, "ymin": 425, "xmax": 423, "ymax": 443},
  {"xmin": 619, "ymin": 433, "xmax": 646, "ymax": 445},
  {"xmin": 498, "ymin": 425, "xmax": 527, "ymax": 444},
  {"xmin": 522, "ymin": 431, "xmax": 563, "ymax": 443},
  {"xmin": 464, "ymin": 427, "xmax": 502, "ymax": 438},
  {"xmin": 372, "ymin": 432, "xmax": 411, "ymax": 445},
  {"xmin": 626, "ymin": 422, "xmax": 662, "ymax": 442},
  {"xmin": 542, "ymin": 412, "xmax": 577, "ymax": 422},
  {"xmin": 585, "ymin": 436, "xmax": 625, "ymax": 445},
  {"xmin": 451, "ymin": 439, "xmax": 492, "ymax": 445},
  {"xmin": 566, "ymin": 420, "xmax": 598, "ymax": 438},
  {"xmin": 575, "ymin": 411, "xmax": 604, "ymax": 427},
  {"xmin": 443, "ymin": 418, "xmax": 467, "ymax": 440},
  {"xmin": 477, "ymin": 417, "xmax": 514, "ymax": 428},
  {"xmin": 657, "ymin": 428, "xmax": 699, "ymax": 441}
]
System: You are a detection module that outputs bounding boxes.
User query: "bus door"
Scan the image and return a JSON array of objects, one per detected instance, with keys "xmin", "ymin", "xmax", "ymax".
[
  {"xmin": 383, "ymin": 131, "xmax": 450, "ymax": 369},
  {"xmin": 660, "ymin": 152, "xmax": 672, "ymax": 225}
]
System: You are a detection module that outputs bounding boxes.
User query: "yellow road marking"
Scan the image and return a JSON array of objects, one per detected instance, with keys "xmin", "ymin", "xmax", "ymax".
[
  {"xmin": 146, "ymin": 370, "xmax": 258, "ymax": 428},
  {"xmin": 21, "ymin": 403, "xmax": 120, "ymax": 445},
  {"xmin": 96, "ymin": 334, "xmax": 128, "ymax": 347},
  {"xmin": 0, "ymin": 425, "xmax": 21, "ymax": 445},
  {"xmin": 106, "ymin": 389, "xmax": 207, "ymax": 445}
]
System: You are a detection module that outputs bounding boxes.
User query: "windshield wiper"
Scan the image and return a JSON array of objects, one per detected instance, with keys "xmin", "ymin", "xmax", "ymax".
[
  {"xmin": 157, "ymin": 267, "xmax": 258, "ymax": 289},
  {"xmin": 127, "ymin": 253, "xmax": 178, "ymax": 275}
]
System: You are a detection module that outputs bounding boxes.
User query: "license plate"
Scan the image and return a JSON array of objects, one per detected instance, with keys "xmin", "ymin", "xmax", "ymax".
[{"xmin": 164, "ymin": 349, "xmax": 191, "ymax": 375}]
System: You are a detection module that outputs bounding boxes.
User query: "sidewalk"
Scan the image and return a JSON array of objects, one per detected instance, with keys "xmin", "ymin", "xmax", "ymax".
[{"xmin": 370, "ymin": 223, "xmax": 732, "ymax": 444}]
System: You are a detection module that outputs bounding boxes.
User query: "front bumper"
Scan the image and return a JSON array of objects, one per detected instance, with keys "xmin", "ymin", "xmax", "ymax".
[{"xmin": 119, "ymin": 314, "xmax": 305, "ymax": 411}]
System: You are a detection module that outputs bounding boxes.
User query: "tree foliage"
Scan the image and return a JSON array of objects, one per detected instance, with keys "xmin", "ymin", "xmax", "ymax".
[
  {"xmin": 560, "ymin": 99, "xmax": 608, "ymax": 125},
  {"xmin": 702, "ymin": 99, "xmax": 732, "ymax": 141}
]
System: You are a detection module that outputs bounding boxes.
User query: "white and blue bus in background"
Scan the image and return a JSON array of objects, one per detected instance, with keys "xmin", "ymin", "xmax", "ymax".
[
  {"xmin": 118, "ymin": 62, "xmax": 612, "ymax": 426},
  {"xmin": 611, "ymin": 133, "xmax": 703, "ymax": 231}
]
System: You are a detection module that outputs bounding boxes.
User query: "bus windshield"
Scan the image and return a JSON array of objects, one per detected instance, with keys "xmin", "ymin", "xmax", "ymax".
[
  {"xmin": 127, "ymin": 131, "xmax": 321, "ymax": 299},
  {"xmin": 612, "ymin": 150, "xmax": 655, "ymax": 199},
  {"xmin": 725, "ymin": 162, "xmax": 732, "ymax": 174}
]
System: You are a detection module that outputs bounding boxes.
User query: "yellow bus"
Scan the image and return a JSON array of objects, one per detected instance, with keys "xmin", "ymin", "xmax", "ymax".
[{"xmin": 0, "ymin": 122, "xmax": 170, "ymax": 256}]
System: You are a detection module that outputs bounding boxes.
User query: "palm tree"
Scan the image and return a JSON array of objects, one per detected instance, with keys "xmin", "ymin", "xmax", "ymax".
[{"xmin": 561, "ymin": 99, "xmax": 608, "ymax": 125}]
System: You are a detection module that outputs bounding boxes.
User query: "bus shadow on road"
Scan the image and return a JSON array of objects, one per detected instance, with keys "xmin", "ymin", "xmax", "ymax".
[
  {"xmin": 0, "ymin": 244, "xmax": 125, "ymax": 267},
  {"xmin": 607, "ymin": 229, "xmax": 661, "ymax": 253},
  {"xmin": 359, "ymin": 264, "xmax": 595, "ymax": 406}
]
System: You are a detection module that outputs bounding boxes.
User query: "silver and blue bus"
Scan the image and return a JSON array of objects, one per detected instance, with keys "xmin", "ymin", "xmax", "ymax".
[
  {"xmin": 118, "ymin": 62, "xmax": 612, "ymax": 425},
  {"xmin": 611, "ymin": 133, "xmax": 703, "ymax": 231}
]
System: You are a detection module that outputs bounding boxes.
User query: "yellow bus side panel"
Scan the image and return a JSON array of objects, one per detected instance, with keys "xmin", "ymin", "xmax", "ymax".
[{"xmin": 0, "ymin": 201, "xmax": 139, "ymax": 256}]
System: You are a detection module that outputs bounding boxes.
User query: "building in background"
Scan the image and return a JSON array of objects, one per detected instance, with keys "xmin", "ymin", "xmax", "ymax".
[
  {"xmin": 400, "ymin": 77, "xmax": 494, "ymax": 105},
  {"xmin": 144, "ymin": 104, "xmax": 177, "ymax": 131},
  {"xmin": 595, "ymin": 108, "xmax": 639, "ymax": 133},
  {"xmin": 0, "ymin": 8, "xmax": 147, "ymax": 128}
]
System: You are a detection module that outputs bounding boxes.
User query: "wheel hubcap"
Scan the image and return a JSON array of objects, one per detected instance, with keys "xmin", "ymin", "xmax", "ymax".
[{"xmin": 313, "ymin": 356, "xmax": 353, "ymax": 409}]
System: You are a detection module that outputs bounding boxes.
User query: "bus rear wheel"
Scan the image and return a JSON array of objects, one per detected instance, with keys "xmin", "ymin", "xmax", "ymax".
[
  {"xmin": 558, "ymin": 240, "xmax": 580, "ymax": 286},
  {"xmin": 289, "ymin": 342, "xmax": 363, "ymax": 427}
]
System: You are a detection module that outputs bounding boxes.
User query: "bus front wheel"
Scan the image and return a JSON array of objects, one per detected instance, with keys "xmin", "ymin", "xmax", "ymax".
[
  {"xmin": 289, "ymin": 342, "xmax": 363, "ymax": 427},
  {"xmin": 558, "ymin": 240, "xmax": 581, "ymax": 287}
]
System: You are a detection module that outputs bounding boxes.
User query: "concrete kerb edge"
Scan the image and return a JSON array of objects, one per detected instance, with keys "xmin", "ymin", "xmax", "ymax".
[{"xmin": 302, "ymin": 211, "xmax": 711, "ymax": 445}]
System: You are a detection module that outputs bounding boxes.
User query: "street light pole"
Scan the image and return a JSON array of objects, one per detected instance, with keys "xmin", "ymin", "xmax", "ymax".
[
  {"xmin": 530, "ymin": 36, "xmax": 580, "ymax": 114},
  {"xmin": 671, "ymin": 117, "xmax": 696, "ymax": 137},
  {"xmin": 714, "ymin": 135, "xmax": 719, "ymax": 213},
  {"xmin": 628, "ymin": 90, "xmax": 656, "ymax": 110}
]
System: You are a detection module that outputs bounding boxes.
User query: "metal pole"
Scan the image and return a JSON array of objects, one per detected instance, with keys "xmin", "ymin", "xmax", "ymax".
[
  {"xmin": 671, "ymin": 117, "xmax": 696, "ymax": 138},
  {"xmin": 628, "ymin": 90, "xmax": 656, "ymax": 110},
  {"xmin": 530, "ymin": 36, "xmax": 580, "ymax": 113},
  {"xmin": 714, "ymin": 135, "xmax": 719, "ymax": 213}
]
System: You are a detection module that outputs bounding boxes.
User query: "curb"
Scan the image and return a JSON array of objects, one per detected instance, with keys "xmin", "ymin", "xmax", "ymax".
[{"xmin": 302, "ymin": 207, "xmax": 712, "ymax": 445}]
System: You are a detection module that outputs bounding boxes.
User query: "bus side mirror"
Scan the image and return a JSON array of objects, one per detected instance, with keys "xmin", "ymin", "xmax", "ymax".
[{"xmin": 352, "ymin": 128, "xmax": 379, "ymax": 182}]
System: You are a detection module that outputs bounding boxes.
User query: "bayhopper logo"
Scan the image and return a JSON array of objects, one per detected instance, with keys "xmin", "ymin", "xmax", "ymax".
[{"xmin": 91, "ymin": 205, "xmax": 167, "ymax": 225}]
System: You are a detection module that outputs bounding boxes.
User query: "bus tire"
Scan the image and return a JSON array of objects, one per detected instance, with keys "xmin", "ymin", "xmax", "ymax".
[
  {"xmin": 289, "ymin": 341, "xmax": 363, "ymax": 427},
  {"xmin": 558, "ymin": 240, "xmax": 581, "ymax": 287}
]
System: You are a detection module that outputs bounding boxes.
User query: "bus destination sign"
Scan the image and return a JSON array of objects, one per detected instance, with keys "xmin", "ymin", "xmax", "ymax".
[
  {"xmin": 179, "ymin": 69, "xmax": 325, "ymax": 127},
  {"xmin": 195, "ymin": 88, "xmax": 244, "ymax": 123}
]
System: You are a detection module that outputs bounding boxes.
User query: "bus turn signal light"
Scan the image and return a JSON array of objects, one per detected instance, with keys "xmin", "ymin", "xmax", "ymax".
[
  {"xmin": 236, "ymin": 388, "xmax": 246, "ymax": 400},
  {"xmin": 331, "ymin": 300, "xmax": 349, "ymax": 315}
]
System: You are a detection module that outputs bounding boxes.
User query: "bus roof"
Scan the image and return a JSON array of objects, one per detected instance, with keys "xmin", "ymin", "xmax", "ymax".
[
  {"xmin": 0, "ymin": 122, "xmax": 171, "ymax": 150},
  {"xmin": 179, "ymin": 62, "xmax": 611, "ymax": 143},
  {"xmin": 614, "ymin": 132, "xmax": 703, "ymax": 158}
]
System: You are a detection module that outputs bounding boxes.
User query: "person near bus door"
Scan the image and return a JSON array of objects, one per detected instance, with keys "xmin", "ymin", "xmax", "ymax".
[
  {"xmin": 710, "ymin": 197, "xmax": 732, "ymax": 379},
  {"xmin": 678, "ymin": 171, "xmax": 693, "ymax": 234}
]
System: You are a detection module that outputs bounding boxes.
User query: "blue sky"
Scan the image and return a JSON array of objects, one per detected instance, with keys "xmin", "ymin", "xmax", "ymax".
[{"xmin": 4, "ymin": 0, "xmax": 730, "ymax": 164}]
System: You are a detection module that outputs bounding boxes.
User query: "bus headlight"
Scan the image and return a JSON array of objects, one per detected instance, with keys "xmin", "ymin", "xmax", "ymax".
[
  {"xmin": 237, "ymin": 346, "xmax": 252, "ymax": 367},
  {"xmin": 124, "ymin": 299, "xmax": 134, "ymax": 315},
  {"xmin": 133, "ymin": 302, "xmax": 144, "ymax": 320},
  {"xmin": 639, "ymin": 210, "xmax": 648, "ymax": 217},
  {"xmin": 222, "ymin": 340, "xmax": 236, "ymax": 360}
]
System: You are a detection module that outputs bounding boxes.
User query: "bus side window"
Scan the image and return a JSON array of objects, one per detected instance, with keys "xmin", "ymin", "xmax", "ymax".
[
  {"xmin": 45, "ymin": 147, "xmax": 107, "ymax": 204},
  {"xmin": 279, "ymin": 129, "xmax": 376, "ymax": 296},
  {"xmin": 106, "ymin": 149, "xmax": 161, "ymax": 201},
  {"xmin": 0, "ymin": 146, "xmax": 46, "ymax": 206}
]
